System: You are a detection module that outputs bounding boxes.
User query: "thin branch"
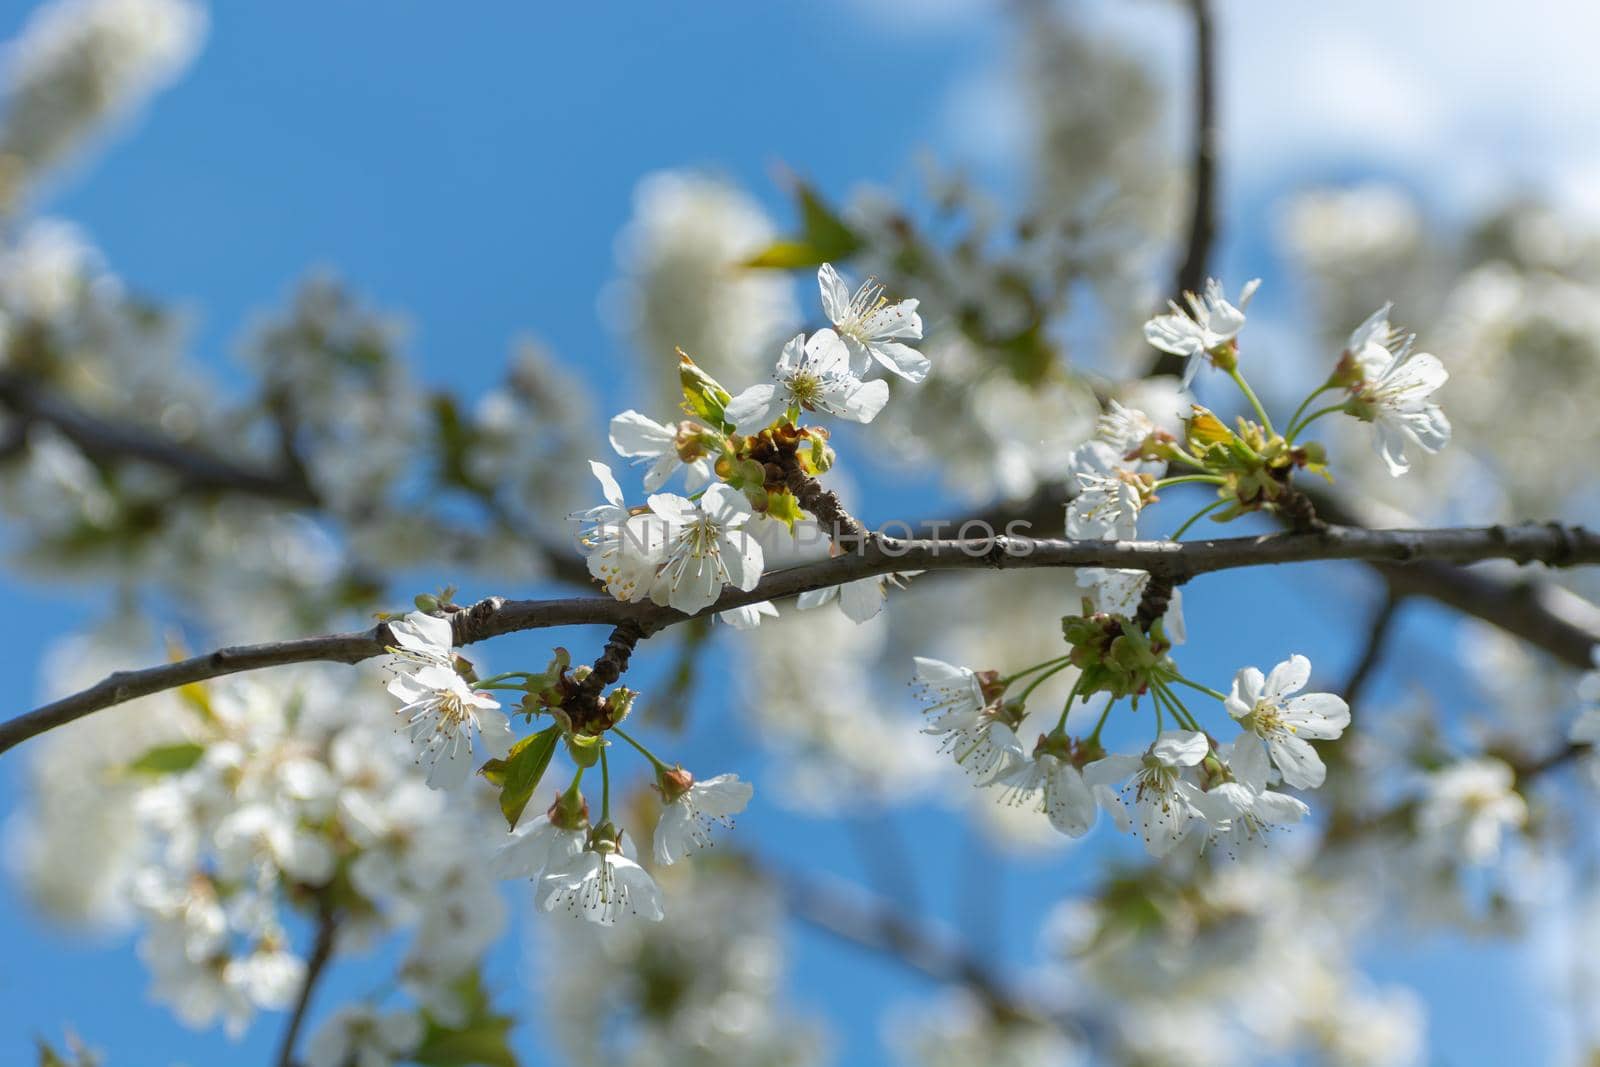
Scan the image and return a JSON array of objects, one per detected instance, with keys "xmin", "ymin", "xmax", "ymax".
[
  {"xmin": 3, "ymin": 521, "xmax": 1598, "ymax": 756},
  {"xmin": 274, "ymin": 906, "xmax": 338, "ymax": 1067},
  {"xmin": 0, "ymin": 372, "xmax": 318, "ymax": 506},
  {"xmin": 1148, "ymin": 0, "xmax": 1219, "ymax": 380},
  {"xmin": 977, "ymin": 486, "xmax": 1600, "ymax": 671},
  {"xmin": 0, "ymin": 370, "xmax": 596, "ymax": 589},
  {"xmin": 777, "ymin": 870, "xmax": 1025, "ymax": 1018},
  {"xmin": 1172, "ymin": 0, "xmax": 1218, "ymax": 302},
  {"xmin": 1341, "ymin": 590, "xmax": 1405, "ymax": 705}
]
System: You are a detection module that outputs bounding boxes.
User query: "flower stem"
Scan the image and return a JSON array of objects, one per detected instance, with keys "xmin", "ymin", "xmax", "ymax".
[
  {"xmin": 1086, "ymin": 698, "xmax": 1116, "ymax": 745},
  {"xmin": 1164, "ymin": 448, "xmax": 1213, "ymax": 472},
  {"xmin": 1169, "ymin": 499, "xmax": 1226, "ymax": 540},
  {"xmin": 1287, "ymin": 401, "xmax": 1350, "ymax": 444},
  {"xmin": 1228, "ymin": 367, "xmax": 1275, "ymax": 436},
  {"xmin": 1153, "ymin": 474, "xmax": 1226, "ymax": 490},
  {"xmin": 1016, "ymin": 661, "xmax": 1074, "ymax": 706},
  {"xmin": 474, "ymin": 671, "xmax": 537, "ymax": 687},
  {"xmin": 1161, "ymin": 671, "xmax": 1228, "ymax": 703},
  {"xmin": 1152, "ymin": 680, "xmax": 1202, "ymax": 732},
  {"xmin": 1000, "ymin": 655, "xmax": 1074, "ymax": 688},
  {"xmin": 1054, "ymin": 674, "xmax": 1088, "ymax": 733},
  {"xmin": 1284, "ymin": 385, "xmax": 1332, "ymax": 441},
  {"xmin": 599, "ymin": 744, "xmax": 612, "ymax": 822},
  {"xmin": 611, "ymin": 725, "xmax": 668, "ymax": 770},
  {"xmin": 562, "ymin": 764, "xmax": 586, "ymax": 803}
]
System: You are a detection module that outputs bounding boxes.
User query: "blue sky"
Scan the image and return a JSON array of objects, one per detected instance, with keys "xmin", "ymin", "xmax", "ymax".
[{"xmin": 0, "ymin": 1, "xmax": 1587, "ymax": 1064}]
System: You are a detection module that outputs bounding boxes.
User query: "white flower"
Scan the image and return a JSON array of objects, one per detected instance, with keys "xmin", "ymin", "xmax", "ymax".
[
  {"xmin": 1195, "ymin": 744, "xmax": 1309, "ymax": 852},
  {"xmin": 609, "ymin": 409, "xmax": 713, "ymax": 492},
  {"xmin": 931, "ymin": 710, "xmax": 1026, "ymax": 785},
  {"xmin": 797, "ymin": 572, "xmax": 912, "ymax": 623},
  {"xmin": 490, "ymin": 813, "xmax": 586, "ymax": 881},
  {"xmin": 1096, "ymin": 400, "xmax": 1160, "ymax": 458},
  {"xmin": 224, "ymin": 944, "xmax": 305, "ymax": 1010},
  {"xmin": 1066, "ymin": 471, "xmax": 1142, "ymax": 540},
  {"xmin": 213, "ymin": 803, "xmax": 336, "ymax": 886},
  {"xmin": 647, "ymin": 483, "xmax": 764, "ymax": 614},
  {"xmin": 910, "ymin": 657, "xmax": 988, "ymax": 732},
  {"xmin": 1225, "ymin": 654, "xmax": 1349, "ymax": 790},
  {"xmin": 1143, "ymin": 278, "xmax": 1261, "ymax": 388},
  {"xmin": 725, "ymin": 330, "xmax": 890, "ymax": 431},
  {"xmin": 385, "ymin": 665, "xmax": 513, "ymax": 790},
  {"xmin": 1344, "ymin": 306, "xmax": 1450, "ymax": 476},
  {"xmin": 653, "ymin": 772, "xmax": 754, "ymax": 865},
  {"xmin": 1416, "ymin": 758, "xmax": 1527, "ymax": 865},
  {"xmin": 818, "ymin": 262, "xmax": 928, "ymax": 382},
  {"xmin": 537, "ymin": 842, "xmax": 665, "ymax": 926},
  {"xmin": 573, "ymin": 462, "xmax": 668, "ymax": 603},
  {"xmin": 384, "ymin": 610, "xmax": 454, "ymax": 670},
  {"xmin": 911, "ymin": 659, "xmax": 1021, "ymax": 784},
  {"xmin": 1084, "ymin": 731, "xmax": 1211, "ymax": 856},
  {"xmin": 718, "ymin": 600, "xmax": 780, "ymax": 629},
  {"xmin": 1000, "ymin": 753, "xmax": 1121, "ymax": 837},
  {"xmin": 307, "ymin": 1005, "xmax": 424, "ymax": 1067}
]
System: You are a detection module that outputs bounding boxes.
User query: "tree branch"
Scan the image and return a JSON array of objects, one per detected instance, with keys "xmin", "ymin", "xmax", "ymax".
[
  {"xmin": 1341, "ymin": 590, "xmax": 1405, "ymax": 705},
  {"xmin": 274, "ymin": 906, "xmax": 338, "ymax": 1067},
  {"xmin": 1149, "ymin": 0, "xmax": 1219, "ymax": 380},
  {"xmin": 778, "ymin": 870, "xmax": 1051, "ymax": 1024},
  {"xmin": 0, "ymin": 371, "xmax": 319, "ymax": 506},
  {"xmin": 977, "ymin": 485, "xmax": 1600, "ymax": 671},
  {"xmin": 3, "ymin": 521, "xmax": 1597, "ymax": 756},
  {"xmin": 1172, "ymin": 0, "xmax": 1217, "ymax": 302}
]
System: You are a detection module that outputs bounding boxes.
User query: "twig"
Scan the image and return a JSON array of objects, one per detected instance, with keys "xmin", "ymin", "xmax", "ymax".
[
  {"xmin": 274, "ymin": 907, "xmax": 338, "ymax": 1067},
  {"xmin": 979, "ymin": 487, "xmax": 1600, "ymax": 671},
  {"xmin": 3, "ymin": 522, "xmax": 1598, "ymax": 755},
  {"xmin": 1151, "ymin": 0, "xmax": 1218, "ymax": 379},
  {"xmin": 1341, "ymin": 590, "xmax": 1405, "ymax": 705},
  {"xmin": 777, "ymin": 870, "xmax": 1025, "ymax": 1018},
  {"xmin": 0, "ymin": 372, "xmax": 318, "ymax": 506},
  {"xmin": 1173, "ymin": 0, "xmax": 1217, "ymax": 300}
]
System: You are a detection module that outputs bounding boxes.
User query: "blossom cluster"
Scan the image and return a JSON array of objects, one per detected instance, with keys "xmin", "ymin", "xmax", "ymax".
[
  {"xmin": 380, "ymin": 609, "xmax": 753, "ymax": 928},
  {"xmin": 577, "ymin": 261, "xmax": 924, "ymax": 618},
  {"xmin": 907, "ymin": 278, "xmax": 1458, "ymax": 855},
  {"xmin": 13, "ymin": 659, "xmax": 505, "ymax": 1057}
]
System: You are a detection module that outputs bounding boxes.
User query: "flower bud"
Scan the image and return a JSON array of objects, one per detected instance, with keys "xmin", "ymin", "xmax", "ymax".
[
  {"xmin": 548, "ymin": 789, "xmax": 589, "ymax": 831},
  {"xmin": 603, "ymin": 686, "xmax": 637, "ymax": 726}
]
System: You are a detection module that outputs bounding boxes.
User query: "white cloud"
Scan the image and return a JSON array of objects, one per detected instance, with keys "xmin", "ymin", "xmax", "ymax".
[{"xmin": 919, "ymin": 0, "xmax": 1600, "ymax": 220}]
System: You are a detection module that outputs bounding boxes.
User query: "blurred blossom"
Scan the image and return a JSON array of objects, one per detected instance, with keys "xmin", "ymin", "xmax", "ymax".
[
  {"xmin": 538, "ymin": 861, "xmax": 826, "ymax": 1067},
  {"xmin": 888, "ymin": 988, "xmax": 1081, "ymax": 1067},
  {"xmin": 7, "ymin": 642, "xmax": 505, "ymax": 1036},
  {"xmin": 0, "ymin": 0, "xmax": 205, "ymax": 208},
  {"xmin": 741, "ymin": 603, "xmax": 943, "ymax": 811},
  {"xmin": 603, "ymin": 170, "xmax": 798, "ymax": 400}
]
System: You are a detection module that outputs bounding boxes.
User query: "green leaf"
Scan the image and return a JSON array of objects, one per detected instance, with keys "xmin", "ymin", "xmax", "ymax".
[
  {"xmin": 481, "ymin": 725, "xmax": 560, "ymax": 828},
  {"xmin": 744, "ymin": 181, "xmax": 863, "ymax": 269},
  {"xmin": 124, "ymin": 742, "xmax": 205, "ymax": 776},
  {"xmin": 411, "ymin": 971, "xmax": 519, "ymax": 1067},
  {"xmin": 412, "ymin": 1018, "xmax": 518, "ymax": 1067},
  {"xmin": 744, "ymin": 240, "xmax": 830, "ymax": 270}
]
